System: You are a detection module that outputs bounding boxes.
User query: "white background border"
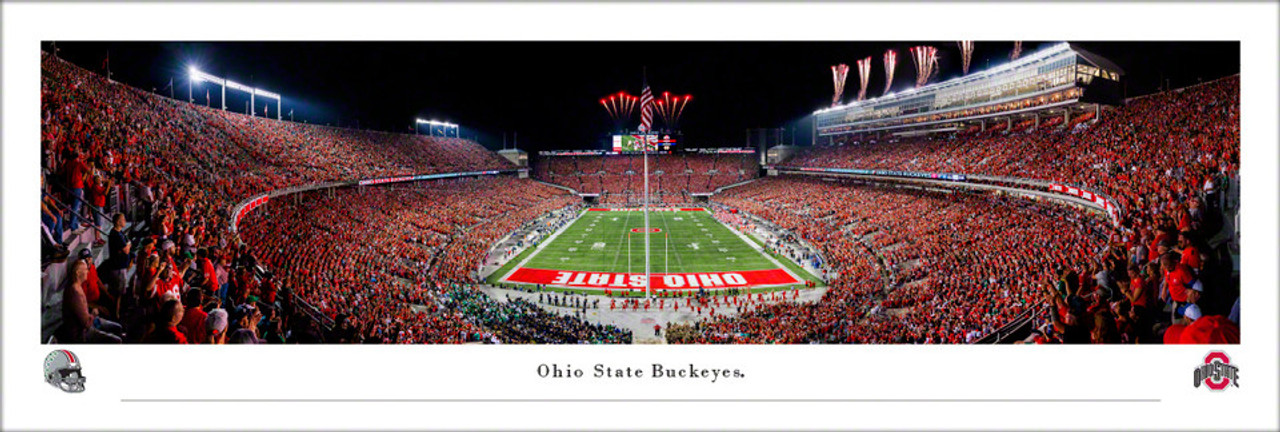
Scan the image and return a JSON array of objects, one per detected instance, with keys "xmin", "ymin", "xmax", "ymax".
[{"xmin": 3, "ymin": 2, "xmax": 1277, "ymax": 431}]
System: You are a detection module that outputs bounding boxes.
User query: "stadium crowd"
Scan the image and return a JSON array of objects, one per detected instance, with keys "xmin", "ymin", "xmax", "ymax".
[
  {"xmin": 532, "ymin": 153, "xmax": 757, "ymax": 203},
  {"xmin": 237, "ymin": 178, "xmax": 629, "ymax": 343},
  {"xmin": 668, "ymin": 178, "xmax": 1107, "ymax": 343},
  {"xmin": 38, "ymin": 48, "xmax": 1238, "ymax": 345},
  {"xmin": 670, "ymin": 76, "xmax": 1239, "ymax": 344},
  {"xmin": 40, "ymin": 52, "xmax": 629, "ymax": 344}
]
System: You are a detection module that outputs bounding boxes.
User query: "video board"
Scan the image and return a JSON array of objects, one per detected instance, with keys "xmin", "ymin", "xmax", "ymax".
[{"xmin": 612, "ymin": 134, "xmax": 677, "ymax": 152}]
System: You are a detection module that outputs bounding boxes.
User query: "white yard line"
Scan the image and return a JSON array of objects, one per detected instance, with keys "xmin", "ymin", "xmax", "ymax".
[
  {"xmin": 495, "ymin": 209, "xmax": 588, "ymax": 283},
  {"xmin": 613, "ymin": 209, "xmax": 632, "ymax": 273},
  {"xmin": 660, "ymin": 211, "xmax": 688, "ymax": 272}
]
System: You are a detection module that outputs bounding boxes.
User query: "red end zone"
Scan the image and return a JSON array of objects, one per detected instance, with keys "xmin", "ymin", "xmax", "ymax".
[
  {"xmin": 587, "ymin": 208, "xmax": 704, "ymax": 212},
  {"xmin": 502, "ymin": 268, "xmax": 800, "ymax": 290}
]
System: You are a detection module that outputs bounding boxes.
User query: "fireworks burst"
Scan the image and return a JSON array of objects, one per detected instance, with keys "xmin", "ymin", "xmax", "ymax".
[
  {"xmin": 909, "ymin": 45, "xmax": 939, "ymax": 88},
  {"xmin": 654, "ymin": 91, "xmax": 692, "ymax": 128},
  {"xmin": 601, "ymin": 91, "xmax": 638, "ymax": 126},
  {"xmin": 883, "ymin": 49, "xmax": 897, "ymax": 95},
  {"xmin": 831, "ymin": 64, "xmax": 850, "ymax": 107},
  {"xmin": 856, "ymin": 57, "xmax": 872, "ymax": 101},
  {"xmin": 958, "ymin": 40, "xmax": 974, "ymax": 75}
]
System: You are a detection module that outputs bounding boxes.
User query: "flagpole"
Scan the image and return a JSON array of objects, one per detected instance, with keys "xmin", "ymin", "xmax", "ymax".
[
  {"xmin": 642, "ymin": 66, "xmax": 652, "ymax": 301},
  {"xmin": 644, "ymin": 135, "xmax": 651, "ymax": 300}
]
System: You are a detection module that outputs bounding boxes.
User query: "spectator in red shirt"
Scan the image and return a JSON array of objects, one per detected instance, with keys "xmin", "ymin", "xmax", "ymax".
[
  {"xmin": 76, "ymin": 248, "xmax": 102, "ymax": 307},
  {"xmin": 144, "ymin": 299, "xmax": 188, "ymax": 344},
  {"xmin": 176, "ymin": 289, "xmax": 209, "ymax": 344},
  {"xmin": 64, "ymin": 151, "xmax": 89, "ymax": 230},
  {"xmin": 260, "ymin": 274, "xmax": 277, "ymax": 306},
  {"xmin": 156, "ymin": 255, "xmax": 186, "ymax": 305},
  {"xmin": 1177, "ymin": 231, "xmax": 1202, "ymax": 271},
  {"xmin": 197, "ymin": 248, "xmax": 218, "ymax": 292},
  {"xmin": 85, "ymin": 172, "xmax": 109, "ymax": 245},
  {"xmin": 1161, "ymin": 253, "xmax": 1196, "ymax": 304}
]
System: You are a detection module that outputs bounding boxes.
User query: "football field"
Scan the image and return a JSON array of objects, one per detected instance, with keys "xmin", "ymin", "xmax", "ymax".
[{"xmin": 497, "ymin": 208, "xmax": 804, "ymax": 292}]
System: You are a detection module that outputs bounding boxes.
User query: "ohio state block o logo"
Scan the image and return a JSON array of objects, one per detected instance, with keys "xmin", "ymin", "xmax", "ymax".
[
  {"xmin": 630, "ymin": 228, "xmax": 662, "ymax": 233},
  {"xmin": 1193, "ymin": 351, "xmax": 1240, "ymax": 391}
]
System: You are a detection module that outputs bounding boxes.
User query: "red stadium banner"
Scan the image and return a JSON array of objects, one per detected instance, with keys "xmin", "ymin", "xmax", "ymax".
[
  {"xmin": 1049, "ymin": 183, "xmax": 1121, "ymax": 226},
  {"xmin": 234, "ymin": 195, "xmax": 270, "ymax": 227},
  {"xmin": 503, "ymin": 268, "xmax": 800, "ymax": 290}
]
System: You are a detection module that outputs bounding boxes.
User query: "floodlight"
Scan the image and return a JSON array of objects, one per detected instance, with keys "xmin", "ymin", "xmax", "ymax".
[{"xmin": 254, "ymin": 88, "xmax": 280, "ymax": 100}]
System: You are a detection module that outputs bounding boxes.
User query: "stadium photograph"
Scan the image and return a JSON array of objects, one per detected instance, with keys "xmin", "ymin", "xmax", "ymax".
[{"xmin": 38, "ymin": 41, "xmax": 1240, "ymax": 345}]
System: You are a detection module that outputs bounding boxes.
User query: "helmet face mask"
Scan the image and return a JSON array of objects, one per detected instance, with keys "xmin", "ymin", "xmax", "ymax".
[
  {"xmin": 44, "ymin": 350, "xmax": 86, "ymax": 393},
  {"xmin": 56, "ymin": 368, "xmax": 86, "ymax": 392}
]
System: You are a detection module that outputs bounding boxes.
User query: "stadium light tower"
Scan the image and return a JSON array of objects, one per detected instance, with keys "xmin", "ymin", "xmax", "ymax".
[
  {"xmin": 189, "ymin": 66, "xmax": 224, "ymax": 110},
  {"xmin": 189, "ymin": 66, "xmax": 282, "ymax": 119},
  {"xmin": 415, "ymin": 118, "xmax": 459, "ymax": 138}
]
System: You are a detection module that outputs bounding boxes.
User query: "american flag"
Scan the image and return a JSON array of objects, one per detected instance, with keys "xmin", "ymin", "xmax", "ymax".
[{"xmin": 638, "ymin": 82, "xmax": 654, "ymax": 133}]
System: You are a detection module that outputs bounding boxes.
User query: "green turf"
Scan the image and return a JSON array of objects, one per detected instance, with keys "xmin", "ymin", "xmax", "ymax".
[{"xmin": 515, "ymin": 209, "xmax": 779, "ymax": 274}]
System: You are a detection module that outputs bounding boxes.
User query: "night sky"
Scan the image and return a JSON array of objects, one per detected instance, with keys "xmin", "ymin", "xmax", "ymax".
[{"xmin": 45, "ymin": 41, "xmax": 1239, "ymax": 152}]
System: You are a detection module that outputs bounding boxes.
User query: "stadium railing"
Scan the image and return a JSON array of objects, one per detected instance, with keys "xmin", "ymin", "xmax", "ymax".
[
  {"xmin": 770, "ymin": 166, "xmax": 1123, "ymax": 226},
  {"xmin": 970, "ymin": 309, "xmax": 1036, "ymax": 344}
]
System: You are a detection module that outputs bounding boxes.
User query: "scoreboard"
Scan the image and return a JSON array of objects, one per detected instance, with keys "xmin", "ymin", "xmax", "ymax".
[{"xmin": 612, "ymin": 134, "xmax": 677, "ymax": 152}]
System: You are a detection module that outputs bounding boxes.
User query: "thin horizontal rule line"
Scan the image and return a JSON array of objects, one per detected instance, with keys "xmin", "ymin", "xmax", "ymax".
[{"xmin": 121, "ymin": 398, "xmax": 1161, "ymax": 403}]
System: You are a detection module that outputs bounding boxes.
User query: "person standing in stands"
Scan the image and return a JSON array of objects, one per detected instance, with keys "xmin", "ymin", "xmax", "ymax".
[
  {"xmin": 41, "ymin": 174, "xmax": 65, "ymax": 246},
  {"xmin": 85, "ymin": 171, "xmax": 109, "ymax": 246},
  {"xmin": 103, "ymin": 213, "xmax": 132, "ymax": 317},
  {"xmin": 196, "ymin": 248, "xmax": 218, "ymax": 292},
  {"xmin": 62, "ymin": 149, "xmax": 90, "ymax": 231}
]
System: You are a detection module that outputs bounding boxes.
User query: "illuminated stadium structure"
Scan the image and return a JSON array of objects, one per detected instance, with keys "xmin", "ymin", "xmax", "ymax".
[
  {"xmin": 39, "ymin": 42, "xmax": 1239, "ymax": 346},
  {"xmin": 814, "ymin": 43, "xmax": 1124, "ymax": 141}
]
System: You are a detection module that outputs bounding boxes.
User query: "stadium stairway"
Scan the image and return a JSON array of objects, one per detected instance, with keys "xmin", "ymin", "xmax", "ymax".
[{"xmin": 41, "ymin": 220, "xmax": 137, "ymax": 343}]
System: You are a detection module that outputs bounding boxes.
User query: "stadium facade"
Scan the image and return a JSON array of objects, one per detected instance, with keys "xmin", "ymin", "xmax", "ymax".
[{"xmin": 813, "ymin": 43, "xmax": 1124, "ymax": 143}]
